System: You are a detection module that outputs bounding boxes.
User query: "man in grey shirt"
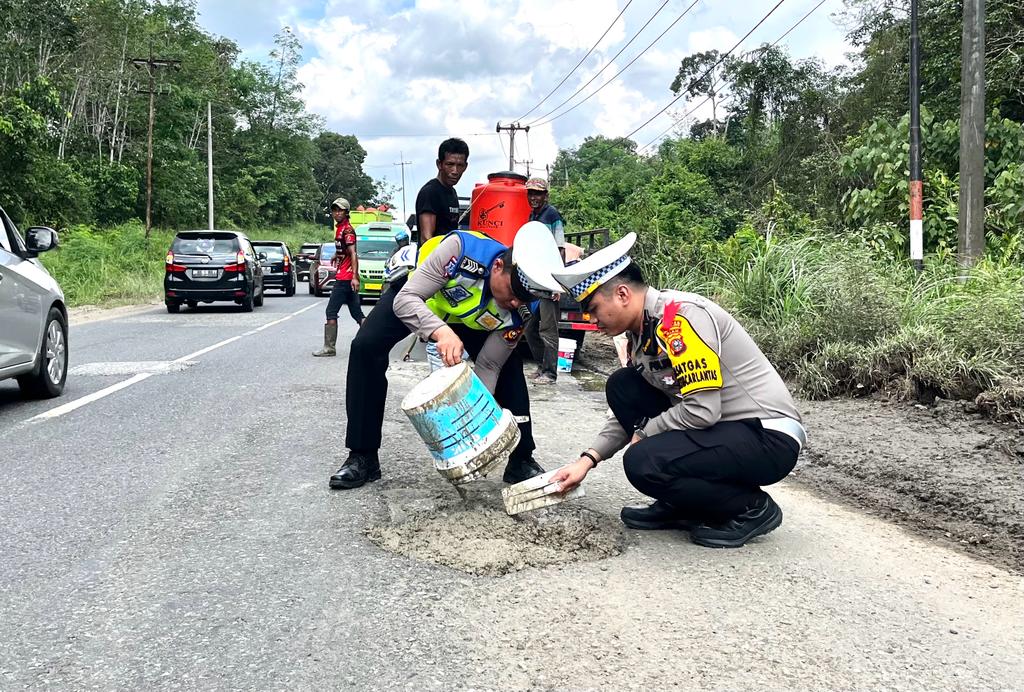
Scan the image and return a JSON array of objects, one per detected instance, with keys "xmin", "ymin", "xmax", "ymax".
[
  {"xmin": 549, "ymin": 233, "xmax": 806, "ymax": 549},
  {"xmin": 330, "ymin": 223, "xmax": 564, "ymax": 490},
  {"xmin": 523, "ymin": 177, "xmax": 566, "ymax": 384}
]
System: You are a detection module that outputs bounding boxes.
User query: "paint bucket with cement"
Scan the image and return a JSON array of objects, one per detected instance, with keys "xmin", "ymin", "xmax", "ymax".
[
  {"xmin": 557, "ymin": 337, "xmax": 576, "ymax": 373},
  {"xmin": 401, "ymin": 362, "xmax": 521, "ymax": 485}
]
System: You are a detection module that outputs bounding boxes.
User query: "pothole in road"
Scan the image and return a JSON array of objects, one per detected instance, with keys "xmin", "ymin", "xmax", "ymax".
[{"xmin": 366, "ymin": 482, "xmax": 626, "ymax": 576}]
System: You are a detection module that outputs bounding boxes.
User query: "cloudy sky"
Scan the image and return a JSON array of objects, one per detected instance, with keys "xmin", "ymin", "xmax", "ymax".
[{"xmin": 196, "ymin": 0, "xmax": 853, "ymax": 219}]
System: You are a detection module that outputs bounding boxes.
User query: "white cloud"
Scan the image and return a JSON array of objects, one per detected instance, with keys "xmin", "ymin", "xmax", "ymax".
[{"xmin": 197, "ymin": 0, "xmax": 852, "ymax": 219}]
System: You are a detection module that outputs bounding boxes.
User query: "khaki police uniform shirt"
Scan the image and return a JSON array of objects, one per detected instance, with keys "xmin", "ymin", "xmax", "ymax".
[
  {"xmin": 393, "ymin": 234, "xmax": 523, "ymax": 394},
  {"xmin": 590, "ymin": 287, "xmax": 801, "ymax": 460}
]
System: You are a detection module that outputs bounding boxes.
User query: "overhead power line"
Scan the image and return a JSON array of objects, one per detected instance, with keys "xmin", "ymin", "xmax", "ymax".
[
  {"xmin": 621, "ymin": 0, "xmax": 789, "ymax": 142},
  {"xmin": 562, "ymin": 0, "xmax": 807, "ymax": 172},
  {"xmin": 532, "ymin": 0, "xmax": 701, "ymax": 128},
  {"xmin": 515, "ymin": 0, "xmax": 636, "ymax": 122},
  {"xmin": 526, "ymin": 0, "xmax": 675, "ymax": 126},
  {"xmin": 357, "ymin": 131, "xmax": 494, "ymax": 139},
  {"xmin": 640, "ymin": 0, "xmax": 828, "ymax": 151}
]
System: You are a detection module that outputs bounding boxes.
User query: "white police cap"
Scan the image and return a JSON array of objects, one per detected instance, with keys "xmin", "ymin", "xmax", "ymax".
[{"xmin": 552, "ymin": 232, "xmax": 637, "ymax": 302}]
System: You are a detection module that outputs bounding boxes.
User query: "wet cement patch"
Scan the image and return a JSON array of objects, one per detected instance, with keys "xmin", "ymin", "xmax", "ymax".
[
  {"xmin": 366, "ymin": 481, "xmax": 626, "ymax": 576},
  {"xmin": 69, "ymin": 360, "xmax": 196, "ymax": 376}
]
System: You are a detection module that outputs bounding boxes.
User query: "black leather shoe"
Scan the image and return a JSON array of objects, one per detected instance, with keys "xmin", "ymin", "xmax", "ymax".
[
  {"xmin": 329, "ymin": 451, "xmax": 381, "ymax": 490},
  {"xmin": 620, "ymin": 501, "xmax": 699, "ymax": 531},
  {"xmin": 690, "ymin": 494, "xmax": 783, "ymax": 548},
  {"xmin": 502, "ymin": 457, "xmax": 545, "ymax": 484}
]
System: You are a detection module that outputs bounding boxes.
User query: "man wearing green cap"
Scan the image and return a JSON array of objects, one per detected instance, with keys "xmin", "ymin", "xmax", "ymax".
[
  {"xmin": 523, "ymin": 177, "xmax": 565, "ymax": 385},
  {"xmin": 548, "ymin": 233, "xmax": 806, "ymax": 549},
  {"xmin": 313, "ymin": 197, "xmax": 364, "ymax": 357}
]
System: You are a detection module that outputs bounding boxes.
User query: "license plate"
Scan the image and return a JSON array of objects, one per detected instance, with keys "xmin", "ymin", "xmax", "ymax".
[
  {"xmin": 365, "ymin": 282, "xmax": 382, "ymax": 290},
  {"xmin": 264, "ymin": 266, "xmax": 275, "ymax": 273},
  {"xmin": 193, "ymin": 269, "xmax": 217, "ymax": 278}
]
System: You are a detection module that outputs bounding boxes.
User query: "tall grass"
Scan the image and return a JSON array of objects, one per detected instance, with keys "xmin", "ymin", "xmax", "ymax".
[
  {"xmin": 40, "ymin": 221, "xmax": 332, "ymax": 307},
  {"xmin": 641, "ymin": 233, "xmax": 1024, "ymax": 421}
]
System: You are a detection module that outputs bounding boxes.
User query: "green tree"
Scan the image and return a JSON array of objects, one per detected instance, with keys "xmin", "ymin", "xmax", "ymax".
[{"xmin": 312, "ymin": 132, "xmax": 376, "ymax": 211}]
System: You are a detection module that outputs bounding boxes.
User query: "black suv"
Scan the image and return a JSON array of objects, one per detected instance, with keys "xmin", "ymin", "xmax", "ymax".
[
  {"xmin": 252, "ymin": 241, "xmax": 296, "ymax": 296},
  {"xmin": 164, "ymin": 231, "xmax": 265, "ymax": 313},
  {"xmin": 294, "ymin": 242, "xmax": 320, "ymax": 282}
]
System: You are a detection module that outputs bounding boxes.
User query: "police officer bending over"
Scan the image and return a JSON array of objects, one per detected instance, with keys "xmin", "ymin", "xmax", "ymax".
[
  {"xmin": 549, "ymin": 233, "xmax": 806, "ymax": 548},
  {"xmin": 330, "ymin": 222, "xmax": 565, "ymax": 490}
]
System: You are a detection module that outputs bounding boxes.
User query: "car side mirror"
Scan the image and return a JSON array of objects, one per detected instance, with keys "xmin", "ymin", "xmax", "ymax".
[
  {"xmin": 25, "ymin": 226, "xmax": 59, "ymax": 256},
  {"xmin": 258, "ymin": 252, "xmax": 267, "ymax": 260}
]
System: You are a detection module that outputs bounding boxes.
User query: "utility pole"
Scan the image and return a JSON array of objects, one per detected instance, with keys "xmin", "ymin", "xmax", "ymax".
[
  {"xmin": 908, "ymin": 0, "xmax": 924, "ymax": 271},
  {"xmin": 958, "ymin": 0, "xmax": 986, "ymax": 267},
  {"xmin": 132, "ymin": 45, "xmax": 181, "ymax": 238},
  {"xmin": 393, "ymin": 151, "xmax": 412, "ymax": 222},
  {"xmin": 496, "ymin": 122, "xmax": 529, "ymax": 171},
  {"xmin": 515, "ymin": 160, "xmax": 534, "ymax": 176},
  {"xmin": 207, "ymin": 101, "xmax": 214, "ymax": 230}
]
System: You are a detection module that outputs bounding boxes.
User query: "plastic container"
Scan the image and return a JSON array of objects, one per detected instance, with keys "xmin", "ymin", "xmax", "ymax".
[
  {"xmin": 469, "ymin": 171, "xmax": 530, "ymax": 247},
  {"xmin": 557, "ymin": 337, "xmax": 576, "ymax": 373},
  {"xmin": 400, "ymin": 362, "xmax": 520, "ymax": 485},
  {"xmin": 349, "ymin": 209, "xmax": 394, "ymax": 226}
]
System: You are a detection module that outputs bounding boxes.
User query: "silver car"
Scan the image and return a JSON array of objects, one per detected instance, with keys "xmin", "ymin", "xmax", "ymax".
[{"xmin": 0, "ymin": 205, "xmax": 68, "ymax": 398}]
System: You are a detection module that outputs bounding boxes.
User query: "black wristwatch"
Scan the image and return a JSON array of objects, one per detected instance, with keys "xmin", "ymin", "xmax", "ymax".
[{"xmin": 580, "ymin": 450, "xmax": 600, "ymax": 468}]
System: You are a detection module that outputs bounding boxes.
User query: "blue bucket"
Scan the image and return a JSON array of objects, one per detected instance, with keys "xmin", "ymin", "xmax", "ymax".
[{"xmin": 401, "ymin": 362, "xmax": 520, "ymax": 484}]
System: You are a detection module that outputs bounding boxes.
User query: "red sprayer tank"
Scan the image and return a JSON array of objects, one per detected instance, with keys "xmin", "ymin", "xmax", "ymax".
[{"xmin": 469, "ymin": 171, "xmax": 530, "ymax": 247}]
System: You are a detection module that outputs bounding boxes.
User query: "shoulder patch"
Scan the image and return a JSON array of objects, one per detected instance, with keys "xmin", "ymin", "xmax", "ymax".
[
  {"xmin": 443, "ymin": 255, "xmax": 458, "ymax": 276},
  {"xmin": 657, "ymin": 314, "xmax": 722, "ymax": 396},
  {"xmin": 503, "ymin": 326, "xmax": 524, "ymax": 345}
]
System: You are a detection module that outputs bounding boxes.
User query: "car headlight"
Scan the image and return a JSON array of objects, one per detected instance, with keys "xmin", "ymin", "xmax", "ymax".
[{"xmin": 318, "ymin": 268, "xmax": 329, "ymax": 278}]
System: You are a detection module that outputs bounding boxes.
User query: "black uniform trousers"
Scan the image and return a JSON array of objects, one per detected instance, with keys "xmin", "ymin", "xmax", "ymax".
[
  {"xmin": 344, "ymin": 282, "xmax": 536, "ymax": 462},
  {"xmin": 607, "ymin": 367, "xmax": 799, "ymax": 521}
]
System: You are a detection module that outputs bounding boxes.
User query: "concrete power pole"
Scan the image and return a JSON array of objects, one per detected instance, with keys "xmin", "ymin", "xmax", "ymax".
[
  {"xmin": 496, "ymin": 122, "xmax": 530, "ymax": 171},
  {"xmin": 132, "ymin": 46, "xmax": 181, "ymax": 238},
  {"xmin": 207, "ymin": 101, "xmax": 214, "ymax": 231},
  {"xmin": 393, "ymin": 152, "xmax": 412, "ymax": 222},
  {"xmin": 958, "ymin": 0, "xmax": 986, "ymax": 267}
]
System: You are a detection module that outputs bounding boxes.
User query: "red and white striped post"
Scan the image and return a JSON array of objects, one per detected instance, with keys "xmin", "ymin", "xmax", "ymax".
[{"xmin": 909, "ymin": 0, "xmax": 924, "ymax": 271}]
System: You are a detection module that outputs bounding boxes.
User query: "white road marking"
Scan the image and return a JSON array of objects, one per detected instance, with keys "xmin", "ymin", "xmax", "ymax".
[
  {"xmin": 27, "ymin": 373, "xmax": 155, "ymax": 421},
  {"xmin": 28, "ymin": 302, "xmax": 321, "ymax": 423}
]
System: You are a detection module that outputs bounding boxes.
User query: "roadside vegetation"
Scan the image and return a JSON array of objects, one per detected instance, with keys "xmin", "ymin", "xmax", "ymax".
[{"xmin": 549, "ymin": 2, "xmax": 1024, "ymax": 419}]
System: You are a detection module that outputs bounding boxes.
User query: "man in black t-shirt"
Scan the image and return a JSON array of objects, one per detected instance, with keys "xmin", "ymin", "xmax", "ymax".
[{"xmin": 415, "ymin": 138, "xmax": 469, "ymax": 241}]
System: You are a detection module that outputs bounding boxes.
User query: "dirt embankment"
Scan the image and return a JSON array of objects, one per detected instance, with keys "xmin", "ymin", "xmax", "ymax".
[{"xmin": 577, "ymin": 331, "xmax": 1024, "ymax": 574}]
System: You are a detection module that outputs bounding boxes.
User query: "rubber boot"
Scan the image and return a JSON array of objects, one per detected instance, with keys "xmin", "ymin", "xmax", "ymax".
[{"xmin": 312, "ymin": 323, "xmax": 338, "ymax": 357}]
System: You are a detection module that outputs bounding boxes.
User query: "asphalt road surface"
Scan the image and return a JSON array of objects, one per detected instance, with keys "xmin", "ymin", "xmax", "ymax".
[{"xmin": 1, "ymin": 293, "xmax": 1022, "ymax": 690}]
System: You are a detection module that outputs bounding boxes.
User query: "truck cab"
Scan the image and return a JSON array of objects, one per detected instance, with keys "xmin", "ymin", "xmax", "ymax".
[
  {"xmin": 355, "ymin": 222, "xmax": 409, "ymax": 301},
  {"xmin": 558, "ymin": 228, "xmax": 611, "ymax": 352}
]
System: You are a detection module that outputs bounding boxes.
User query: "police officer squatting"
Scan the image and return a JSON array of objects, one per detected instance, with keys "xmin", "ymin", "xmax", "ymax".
[
  {"xmin": 330, "ymin": 221, "xmax": 565, "ymax": 490},
  {"xmin": 548, "ymin": 232, "xmax": 807, "ymax": 548}
]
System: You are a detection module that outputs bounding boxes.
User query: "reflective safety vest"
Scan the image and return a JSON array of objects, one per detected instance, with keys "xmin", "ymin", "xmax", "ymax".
[{"xmin": 416, "ymin": 231, "xmax": 526, "ymax": 331}]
